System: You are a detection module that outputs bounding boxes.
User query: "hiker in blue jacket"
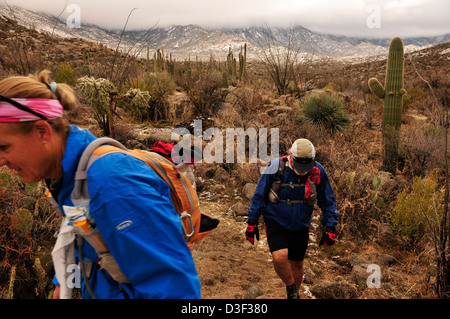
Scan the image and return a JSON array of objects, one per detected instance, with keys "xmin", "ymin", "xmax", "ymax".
[
  {"xmin": 0, "ymin": 71, "xmax": 201, "ymax": 299},
  {"xmin": 245, "ymin": 138, "xmax": 338, "ymax": 299}
]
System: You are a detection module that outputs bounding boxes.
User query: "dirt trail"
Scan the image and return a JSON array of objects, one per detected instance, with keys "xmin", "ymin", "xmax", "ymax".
[{"xmin": 193, "ymin": 198, "xmax": 316, "ymax": 299}]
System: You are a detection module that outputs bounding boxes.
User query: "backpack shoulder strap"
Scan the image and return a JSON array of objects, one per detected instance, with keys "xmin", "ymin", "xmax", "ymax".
[
  {"xmin": 274, "ymin": 156, "xmax": 287, "ymax": 181},
  {"xmin": 72, "ymin": 137, "xmax": 128, "ymax": 202}
]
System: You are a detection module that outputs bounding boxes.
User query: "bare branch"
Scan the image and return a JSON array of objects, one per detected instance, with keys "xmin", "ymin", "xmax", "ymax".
[
  {"xmin": 256, "ymin": 24, "xmax": 301, "ymax": 95},
  {"xmin": 109, "ymin": 7, "xmax": 137, "ymax": 81},
  {"xmin": 51, "ymin": 1, "xmax": 69, "ymax": 37}
]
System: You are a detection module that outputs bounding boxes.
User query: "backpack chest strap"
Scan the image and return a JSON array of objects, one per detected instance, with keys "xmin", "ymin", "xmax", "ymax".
[
  {"xmin": 280, "ymin": 182, "xmax": 306, "ymax": 188},
  {"xmin": 278, "ymin": 199, "xmax": 308, "ymax": 205}
]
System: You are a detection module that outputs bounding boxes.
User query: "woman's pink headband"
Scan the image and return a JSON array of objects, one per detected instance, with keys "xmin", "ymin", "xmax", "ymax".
[{"xmin": 0, "ymin": 97, "xmax": 64, "ymax": 123}]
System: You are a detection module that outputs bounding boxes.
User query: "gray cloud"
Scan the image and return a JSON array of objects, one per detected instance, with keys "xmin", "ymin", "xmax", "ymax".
[{"xmin": 4, "ymin": 0, "xmax": 450, "ymax": 37}]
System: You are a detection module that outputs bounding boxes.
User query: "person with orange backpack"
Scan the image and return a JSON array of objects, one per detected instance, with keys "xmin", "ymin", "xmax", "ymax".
[
  {"xmin": 0, "ymin": 71, "xmax": 210, "ymax": 299},
  {"xmin": 245, "ymin": 138, "xmax": 338, "ymax": 299}
]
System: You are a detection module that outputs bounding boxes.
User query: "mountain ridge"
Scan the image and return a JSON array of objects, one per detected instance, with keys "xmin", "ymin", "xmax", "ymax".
[{"xmin": 1, "ymin": 4, "xmax": 449, "ymax": 61}]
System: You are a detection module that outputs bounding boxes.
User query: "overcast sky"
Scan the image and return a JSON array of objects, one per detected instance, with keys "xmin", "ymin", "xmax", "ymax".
[{"xmin": 4, "ymin": 0, "xmax": 450, "ymax": 38}]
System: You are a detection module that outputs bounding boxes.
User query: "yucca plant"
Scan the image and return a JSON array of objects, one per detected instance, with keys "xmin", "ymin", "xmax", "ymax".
[{"xmin": 299, "ymin": 92, "xmax": 350, "ymax": 134}]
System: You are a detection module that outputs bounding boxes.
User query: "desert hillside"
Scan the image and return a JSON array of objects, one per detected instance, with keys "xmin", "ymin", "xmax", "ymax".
[{"xmin": 0, "ymin": 14, "xmax": 449, "ymax": 299}]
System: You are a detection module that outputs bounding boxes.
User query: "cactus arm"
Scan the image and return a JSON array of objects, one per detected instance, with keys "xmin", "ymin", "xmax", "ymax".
[{"xmin": 368, "ymin": 77, "xmax": 385, "ymax": 98}]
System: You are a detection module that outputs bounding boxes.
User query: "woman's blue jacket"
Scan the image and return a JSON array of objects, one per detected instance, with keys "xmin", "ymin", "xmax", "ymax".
[{"xmin": 54, "ymin": 125, "xmax": 201, "ymax": 299}]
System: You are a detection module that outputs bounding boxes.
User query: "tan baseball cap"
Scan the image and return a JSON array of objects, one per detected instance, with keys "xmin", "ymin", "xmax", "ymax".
[{"xmin": 289, "ymin": 138, "xmax": 315, "ymax": 171}]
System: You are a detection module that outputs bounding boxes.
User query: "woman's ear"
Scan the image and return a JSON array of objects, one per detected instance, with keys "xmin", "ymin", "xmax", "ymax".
[{"xmin": 33, "ymin": 120, "xmax": 53, "ymax": 144}]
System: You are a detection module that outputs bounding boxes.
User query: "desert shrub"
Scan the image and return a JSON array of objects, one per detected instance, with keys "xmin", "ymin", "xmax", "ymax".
[
  {"xmin": 143, "ymin": 71, "xmax": 176, "ymax": 122},
  {"xmin": 229, "ymin": 86, "xmax": 264, "ymax": 126},
  {"xmin": 332, "ymin": 169, "xmax": 401, "ymax": 239},
  {"xmin": 389, "ymin": 175, "xmax": 444, "ymax": 246},
  {"xmin": 287, "ymin": 80, "xmax": 316, "ymax": 97},
  {"xmin": 178, "ymin": 69, "xmax": 226, "ymax": 117},
  {"xmin": 54, "ymin": 63, "xmax": 76, "ymax": 86},
  {"xmin": 0, "ymin": 34, "xmax": 45, "ymax": 75},
  {"xmin": 403, "ymin": 85, "xmax": 428, "ymax": 111},
  {"xmin": 399, "ymin": 124, "xmax": 444, "ymax": 177},
  {"xmin": 324, "ymin": 82, "xmax": 339, "ymax": 92},
  {"xmin": 324, "ymin": 77, "xmax": 351, "ymax": 93},
  {"xmin": 0, "ymin": 167, "xmax": 59, "ymax": 299},
  {"xmin": 298, "ymin": 92, "xmax": 350, "ymax": 134}
]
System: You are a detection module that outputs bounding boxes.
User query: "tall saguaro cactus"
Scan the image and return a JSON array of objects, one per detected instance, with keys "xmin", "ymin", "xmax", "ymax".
[
  {"xmin": 239, "ymin": 43, "xmax": 247, "ymax": 82},
  {"xmin": 368, "ymin": 36, "xmax": 406, "ymax": 174}
]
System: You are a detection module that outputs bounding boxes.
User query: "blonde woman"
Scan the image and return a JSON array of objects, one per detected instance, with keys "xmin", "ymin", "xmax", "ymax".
[{"xmin": 0, "ymin": 71, "xmax": 201, "ymax": 299}]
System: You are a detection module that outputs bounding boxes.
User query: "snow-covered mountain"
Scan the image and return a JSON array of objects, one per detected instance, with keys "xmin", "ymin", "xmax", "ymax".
[{"xmin": 1, "ymin": 4, "xmax": 448, "ymax": 61}]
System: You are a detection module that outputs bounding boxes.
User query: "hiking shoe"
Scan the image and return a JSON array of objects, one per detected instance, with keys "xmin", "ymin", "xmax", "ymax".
[{"xmin": 286, "ymin": 284, "xmax": 301, "ymax": 299}]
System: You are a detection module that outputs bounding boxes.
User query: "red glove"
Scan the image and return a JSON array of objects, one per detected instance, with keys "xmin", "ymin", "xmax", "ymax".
[
  {"xmin": 245, "ymin": 222, "xmax": 259, "ymax": 245},
  {"xmin": 319, "ymin": 227, "xmax": 336, "ymax": 247}
]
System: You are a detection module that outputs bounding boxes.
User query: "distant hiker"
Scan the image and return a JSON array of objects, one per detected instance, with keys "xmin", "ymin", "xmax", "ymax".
[
  {"xmin": 245, "ymin": 138, "xmax": 338, "ymax": 299},
  {"xmin": 0, "ymin": 70, "xmax": 201, "ymax": 299}
]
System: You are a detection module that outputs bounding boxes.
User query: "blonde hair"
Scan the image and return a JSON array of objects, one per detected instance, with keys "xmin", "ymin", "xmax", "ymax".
[{"xmin": 0, "ymin": 70, "xmax": 77, "ymax": 135}]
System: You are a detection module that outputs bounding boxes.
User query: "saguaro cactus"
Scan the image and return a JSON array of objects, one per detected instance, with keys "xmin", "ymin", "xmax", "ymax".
[
  {"xmin": 239, "ymin": 43, "xmax": 247, "ymax": 82},
  {"xmin": 368, "ymin": 36, "xmax": 406, "ymax": 174},
  {"xmin": 227, "ymin": 47, "xmax": 237, "ymax": 84}
]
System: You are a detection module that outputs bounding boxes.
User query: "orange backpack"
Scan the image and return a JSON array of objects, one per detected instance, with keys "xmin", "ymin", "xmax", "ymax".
[{"xmin": 72, "ymin": 137, "xmax": 218, "ymax": 251}]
